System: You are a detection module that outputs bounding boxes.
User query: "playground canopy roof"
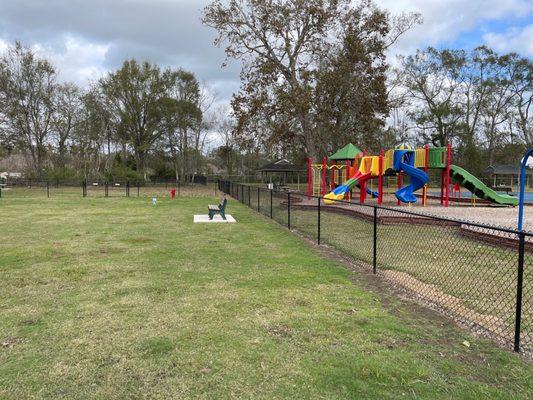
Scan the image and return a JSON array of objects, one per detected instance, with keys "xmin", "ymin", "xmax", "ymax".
[
  {"xmin": 258, "ymin": 159, "xmax": 305, "ymax": 173},
  {"xmin": 328, "ymin": 143, "xmax": 362, "ymax": 161}
]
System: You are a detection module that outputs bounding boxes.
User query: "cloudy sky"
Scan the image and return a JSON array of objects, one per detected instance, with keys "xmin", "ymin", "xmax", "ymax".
[{"xmin": 0, "ymin": 0, "xmax": 531, "ymax": 105}]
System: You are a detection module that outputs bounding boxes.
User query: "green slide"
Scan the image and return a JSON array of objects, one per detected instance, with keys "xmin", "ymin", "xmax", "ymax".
[{"xmin": 449, "ymin": 165, "xmax": 518, "ymax": 206}]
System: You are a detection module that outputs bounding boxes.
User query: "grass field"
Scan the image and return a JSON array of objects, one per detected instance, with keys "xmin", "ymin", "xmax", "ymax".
[{"xmin": 1, "ymin": 195, "xmax": 532, "ymax": 399}]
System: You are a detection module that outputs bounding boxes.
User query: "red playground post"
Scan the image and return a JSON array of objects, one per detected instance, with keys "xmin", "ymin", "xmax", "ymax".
[
  {"xmin": 360, "ymin": 151, "xmax": 366, "ymax": 204},
  {"xmin": 378, "ymin": 149, "xmax": 384, "ymax": 204},
  {"xmin": 345, "ymin": 160, "xmax": 351, "ymax": 200},
  {"xmin": 422, "ymin": 144, "xmax": 429, "ymax": 206},
  {"xmin": 397, "ymin": 171, "xmax": 402, "ymax": 206},
  {"xmin": 440, "ymin": 170, "xmax": 444, "ymax": 205},
  {"xmin": 321, "ymin": 157, "xmax": 327, "ymax": 195},
  {"xmin": 331, "ymin": 162, "xmax": 336, "ymax": 191},
  {"xmin": 445, "ymin": 143, "xmax": 451, "ymax": 207},
  {"xmin": 307, "ymin": 157, "xmax": 312, "ymax": 198}
]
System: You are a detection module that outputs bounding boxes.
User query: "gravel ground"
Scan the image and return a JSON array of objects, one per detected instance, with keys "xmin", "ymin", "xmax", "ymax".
[
  {"xmin": 387, "ymin": 203, "xmax": 528, "ymax": 231},
  {"xmin": 294, "ymin": 192, "xmax": 529, "ymax": 232}
]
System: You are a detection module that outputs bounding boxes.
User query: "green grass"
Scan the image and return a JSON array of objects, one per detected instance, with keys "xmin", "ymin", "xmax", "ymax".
[{"xmin": 0, "ymin": 195, "xmax": 531, "ymax": 399}]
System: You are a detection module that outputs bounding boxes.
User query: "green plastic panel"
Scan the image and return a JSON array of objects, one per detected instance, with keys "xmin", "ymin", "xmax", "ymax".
[{"xmin": 428, "ymin": 147, "xmax": 447, "ymax": 168}]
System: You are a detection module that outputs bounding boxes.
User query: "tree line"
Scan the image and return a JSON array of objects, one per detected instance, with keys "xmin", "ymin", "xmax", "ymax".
[
  {"xmin": 0, "ymin": 0, "xmax": 531, "ymax": 182},
  {"xmin": 392, "ymin": 46, "xmax": 531, "ymax": 174},
  {"xmin": 0, "ymin": 42, "xmax": 215, "ymax": 182}
]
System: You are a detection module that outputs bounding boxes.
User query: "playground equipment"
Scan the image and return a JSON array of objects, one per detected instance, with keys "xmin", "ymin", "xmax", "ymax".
[
  {"xmin": 308, "ymin": 157, "xmax": 350, "ymax": 196},
  {"xmin": 393, "ymin": 148, "xmax": 429, "ymax": 203},
  {"xmin": 307, "ymin": 143, "xmax": 378, "ymax": 200},
  {"xmin": 449, "ymin": 165, "xmax": 517, "ymax": 206},
  {"xmin": 308, "ymin": 143, "xmax": 519, "ymax": 206}
]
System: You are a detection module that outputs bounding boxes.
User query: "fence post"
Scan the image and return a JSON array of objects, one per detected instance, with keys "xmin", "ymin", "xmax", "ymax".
[
  {"xmin": 373, "ymin": 207, "xmax": 377, "ymax": 274},
  {"xmin": 127, "ymin": 180, "xmax": 130, "ymax": 197},
  {"xmin": 104, "ymin": 181, "xmax": 108, "ymax": 197},
  {"xmin": 270, "ymin": 189, "xmax": 273, "ymax": 219},
  {"xmin": 178, "ymin": 180, "xmax": 181, "ymax": 197},
  {"xmin": 257, "ymin": 187, "xmax": 260, "ymax": 211},
  {"xmin": 46, "ymin": 181, "xmax": 50, "ymax": 198},
  {"xmin": 287, "ymin": 192, "xmax": 291, "ymax": 229},
  {"xmin": 514, "ymin": 232, "xmax": 525, "ymax": 352},
  {"xmin": 82, "ymin": 179, "xmax": 87, "ymax": 197},
  {"xmin": 317, "ymin": 196, "xmax": 321, "ymax": 245},
  {"xmin": 248, "ymin": 186, "xmax": 251, "ymax": 207}
]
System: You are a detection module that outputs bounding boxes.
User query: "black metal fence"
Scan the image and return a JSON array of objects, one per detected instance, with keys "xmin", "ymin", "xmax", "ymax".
[
  {"xmin": 218, "ymin": 180, "xmax": 532, "ymax": 356},
  {"xmin": 0, "ymin": 179, "xmax": 218, "ymax": 198}
]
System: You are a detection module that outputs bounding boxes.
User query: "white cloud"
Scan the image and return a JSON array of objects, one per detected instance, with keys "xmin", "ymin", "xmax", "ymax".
[
  {"xmin": 0, "ymin": 0, "xmax": 239, "ymax": 95},
  {"xmin": 0, "ymin": 0, "xmax": 530, "ymax": 103},
  {"xmin": 0, "ymin": 39, "xmax": 8, "ymax": 53},
  {"xmin": 377, "ymin": 0, "xmax": 533, "ymax": 55},
  {"xmin": 483, "ymin": 25, "xmax": 533, "ymax": 57},
  {"xmin": 32, "ymin": 36, "xmax": 110, "ymax": 85}
]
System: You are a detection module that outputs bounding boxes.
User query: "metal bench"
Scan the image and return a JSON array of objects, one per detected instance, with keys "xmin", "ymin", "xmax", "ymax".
[{"xmin": 208, "ymin": 198, "xmax": 227, "ymax": 220}]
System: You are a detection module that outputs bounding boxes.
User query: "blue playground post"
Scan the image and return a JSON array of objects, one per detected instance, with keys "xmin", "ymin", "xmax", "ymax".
[
  {"xmin": 517, "ymin": 148, "xmax": 533, "ymax": 231},
  {"xmin": 515, "ymin": 147, "xmax": 532, "ymax": 353}
]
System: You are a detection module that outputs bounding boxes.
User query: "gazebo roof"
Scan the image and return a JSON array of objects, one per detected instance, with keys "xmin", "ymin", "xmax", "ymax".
[
  {"xmin": 258, "ymin": 159, "xmax": 305, "ymax": 172},
  {"xmin": 329, "ymin": 143, "xmax": 362, "ymax": 161},
  {"xmin": 485, "ymin": 164, "xmax": 521, "ymax": 175}
]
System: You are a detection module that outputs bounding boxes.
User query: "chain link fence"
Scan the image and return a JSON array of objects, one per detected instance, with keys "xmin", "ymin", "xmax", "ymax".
[
  {"xmin": 219, "ymin": 180, "xmax": 531, "ymax": 356},
  {"xmin": 0, "ymin": 179, "xmax": 219, "ymax": 199}
]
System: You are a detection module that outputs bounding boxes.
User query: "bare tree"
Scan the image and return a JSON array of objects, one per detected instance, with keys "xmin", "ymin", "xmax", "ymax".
[
  {"xmin": 52, "ymin": 82, "xmax": 83, "ymax": 168},
  {"xmin": 0, "ymin": 42, "xmax": 57, "ymax": 177},
  {"xmin": 395, "ymin": 48, "xmax": 465, "ymax": 147},
  {"xmin": 507, "ymin": 55, "xmax": 533, "ymax": 146}
]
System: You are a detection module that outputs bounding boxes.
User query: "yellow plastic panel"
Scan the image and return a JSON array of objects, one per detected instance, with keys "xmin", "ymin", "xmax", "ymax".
[
  {"xmin": 383, "ymin": 150, "xmax": 394, "ymax": 170},
  {"xmin": 414, "ymin": 148, "xmax": 426, "ymax": 168},
  {"xmin": 370, "ymin": 156, "xmax": 380, "ymax": 176}
]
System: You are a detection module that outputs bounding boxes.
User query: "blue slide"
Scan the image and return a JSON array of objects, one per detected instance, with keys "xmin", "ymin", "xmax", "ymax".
[{"xmin": 394, "ymin": 150, "xmax": 429, "ymax": 203}]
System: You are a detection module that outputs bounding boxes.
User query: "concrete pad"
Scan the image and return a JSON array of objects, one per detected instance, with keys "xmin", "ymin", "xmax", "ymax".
[{"xmin": 193, "ymin": 214, "xmax": 236, "ymax": 223}]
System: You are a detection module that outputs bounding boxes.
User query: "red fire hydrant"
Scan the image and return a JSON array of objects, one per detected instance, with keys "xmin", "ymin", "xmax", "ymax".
[{"xmin": 170, "ymin": 188, "xmax": 176, "ymax": 199}]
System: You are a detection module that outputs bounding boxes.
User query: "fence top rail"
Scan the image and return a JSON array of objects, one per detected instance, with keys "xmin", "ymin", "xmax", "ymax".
[{"xmin": 222, "ymin": 180, "xmax": 530, "ymax": 237}]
